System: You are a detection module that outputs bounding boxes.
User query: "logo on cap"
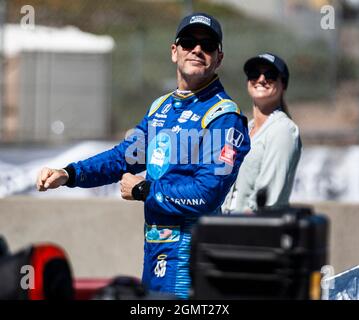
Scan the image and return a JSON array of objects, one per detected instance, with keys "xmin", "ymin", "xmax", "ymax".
[
  {"xmin": 190, "ymin": 15, "xmax": 211, "ymax": 26},
  {"xmin": 259, "ymin": 53, "xmax": 275, "ymax": 63}
]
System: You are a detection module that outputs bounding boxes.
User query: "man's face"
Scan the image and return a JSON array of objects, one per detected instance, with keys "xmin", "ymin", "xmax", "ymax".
[{"xmin": 171, "ymin": 26, "xmax": 223, "ymax": 83}]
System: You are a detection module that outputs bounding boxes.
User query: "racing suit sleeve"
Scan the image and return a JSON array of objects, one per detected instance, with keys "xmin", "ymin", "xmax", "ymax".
[
  {"xmin": 65, "ymin": 115, "xmax": 148, "ymax": 188},
  {"xmin": 247, "ymin": 120, "xmax": 302, "ymax": 210},
  {"xmin": 145, "ymin": 113, "xmax": 250, "ymax": 215}
]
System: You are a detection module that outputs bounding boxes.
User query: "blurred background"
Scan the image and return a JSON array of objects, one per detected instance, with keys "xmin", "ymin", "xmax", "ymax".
[
  {"xmin": 0, "ymin": 0, "xmax": 359, "ymax": 200},
  {"xmin": 1, "ymin": 0, "xmax": 359, "ymax": 283}
]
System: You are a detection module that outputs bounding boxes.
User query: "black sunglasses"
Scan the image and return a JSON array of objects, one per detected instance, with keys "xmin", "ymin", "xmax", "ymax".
[
  {"xmin": 176, "ymin": 37, "xmax": 219, "ymax": 53},
  {"xmin": 247, "ymin": 69, "xmax": 279, "ymax": 81}
]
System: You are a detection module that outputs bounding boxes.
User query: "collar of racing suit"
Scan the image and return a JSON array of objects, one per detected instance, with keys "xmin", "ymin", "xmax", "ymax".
[{"xmin": 171, "ymin": 75, "xmax": 224, "ymax": 111}]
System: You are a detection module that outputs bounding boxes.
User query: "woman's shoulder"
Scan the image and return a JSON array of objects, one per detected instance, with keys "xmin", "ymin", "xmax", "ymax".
[
  {"xmin": 273, "ymin": 111, "xmax": 299, "ymax": 130},
  {"xmin": 268, "ymin": 111, "xmax": 300, "ymax": 138}
]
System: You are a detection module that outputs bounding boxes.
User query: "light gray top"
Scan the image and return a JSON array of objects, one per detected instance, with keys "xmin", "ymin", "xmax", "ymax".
[{"xmin": 222, "ymin": 109, "xmax": 302, "ymax": 213}]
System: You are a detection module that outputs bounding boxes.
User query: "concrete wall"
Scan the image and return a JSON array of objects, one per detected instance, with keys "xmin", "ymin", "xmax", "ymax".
[
  {"xmin": 0, "ymin": 197, "xmax": 144, "ymax": 279},
  {"xmin": 312, "ymin": 202, "xmax": 359, "ymax": 274},
  {"xmin": 1, "ymin": 197, "xmax": 359, "ymax": 279}
]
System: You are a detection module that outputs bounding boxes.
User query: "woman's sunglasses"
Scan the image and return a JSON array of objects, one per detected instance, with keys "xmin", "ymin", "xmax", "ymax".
[
  {"xmin": 247, "ymin": 69, "xmax": 279, "ymax": 81},
  {"xmin": 176, "ymin": 37, "xmax": 220, "ymax": 53}
]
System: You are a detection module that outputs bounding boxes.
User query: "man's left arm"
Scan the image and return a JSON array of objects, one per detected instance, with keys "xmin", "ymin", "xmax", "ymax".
[{"xmin": 64, "ymin": 114, "xmax": 149, "ymax": 188}]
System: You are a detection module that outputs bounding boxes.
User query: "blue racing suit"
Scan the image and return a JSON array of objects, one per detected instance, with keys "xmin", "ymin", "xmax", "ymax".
[{"xmin": 64, "ymin": 76, "xmax": 250, "ymax": 298}]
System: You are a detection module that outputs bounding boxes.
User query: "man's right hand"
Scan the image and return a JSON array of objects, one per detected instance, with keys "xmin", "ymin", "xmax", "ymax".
[{"xmin": 36, "ymin": 167, "xmax": 69, "ymax": 191}]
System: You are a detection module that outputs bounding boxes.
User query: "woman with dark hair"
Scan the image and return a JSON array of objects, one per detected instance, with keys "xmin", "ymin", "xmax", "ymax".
[{"xmin": 222, "ymin": 53, "xmax": 302, "ymax": 213}]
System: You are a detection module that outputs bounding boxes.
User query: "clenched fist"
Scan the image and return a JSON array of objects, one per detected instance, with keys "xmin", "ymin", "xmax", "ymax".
[
  {"xmin": 36, "ymin": 167, "xmax": 69, "ymax": 191},
  {"xmin": 120, "ymin": 173, "xmax": 144, "ymax": 200}
]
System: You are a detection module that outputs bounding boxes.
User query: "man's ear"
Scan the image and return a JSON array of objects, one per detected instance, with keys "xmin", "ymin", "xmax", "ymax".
[{"xmin": 171, "ymin": 44, "xmax": 178, "ymax": 64}]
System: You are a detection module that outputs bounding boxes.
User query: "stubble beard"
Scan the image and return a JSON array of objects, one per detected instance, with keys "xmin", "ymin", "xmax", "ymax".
[{"xmin": 177, "ymin": 63, "xmax": 213, "ymax": 90}]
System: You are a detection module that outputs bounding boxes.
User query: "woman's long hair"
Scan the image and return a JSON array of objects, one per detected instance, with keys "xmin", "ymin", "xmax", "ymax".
[
  {"xmin": 280, "ymin": 74, "xmax": 291, "ymax": 119},
  {"xmin": 280, "ymin": 95, "xmax": 291, "ymax": 119}
]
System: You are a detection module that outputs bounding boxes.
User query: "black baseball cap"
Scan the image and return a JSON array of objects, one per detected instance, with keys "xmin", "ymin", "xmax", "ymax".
[
  {"xmin": 244, "ymin": 53, "xmax": 290, "ymax": 88},
  {"xmin": 175, "ymin": 12, "xmax": 223, "ymax": 45}
]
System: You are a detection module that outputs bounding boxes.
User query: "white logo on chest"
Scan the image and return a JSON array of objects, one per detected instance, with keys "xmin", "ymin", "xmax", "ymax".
[{"xmin": 178, "ymin": 110, "xmax": 193, "ymax": 123}]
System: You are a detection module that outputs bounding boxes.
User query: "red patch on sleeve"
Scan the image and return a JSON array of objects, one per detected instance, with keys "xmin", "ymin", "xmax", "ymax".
[{"xmin": 219, "ymin": 144, "xmax": 236, "ymax": 166}]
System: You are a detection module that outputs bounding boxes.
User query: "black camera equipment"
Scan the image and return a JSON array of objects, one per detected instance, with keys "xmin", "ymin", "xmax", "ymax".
[{"xmin": 190, "ymin": 206, "xmax": 329, "ymax": 299}]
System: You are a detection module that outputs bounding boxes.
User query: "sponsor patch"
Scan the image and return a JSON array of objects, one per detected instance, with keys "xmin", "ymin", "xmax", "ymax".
[
  {"xmin": 154, "ymin": 113, "xmax": 167, "ymax": 119},
  {"xmin": 161, "ymin": 103, "xmax": 171, "ymax": 114},
  {"xmin": 154, "ymin": 259, "xmax": 167, "ymax": 278},
  {"xmin": 165, "ymin": 196, "xmax": 206, "ymax": 206},
  {"xmin": 226, "ymin": 127, "xmax": 244, "ymax": 147},
  {"xmin": 259, "ymin": 53, "xmax": 275, "ymax": 63},
  {"xmin": 219, "ymin": 144, "xmax": 236, "ymax": 166},
  {"xmin": 155, "ymin": 192, "xmax": 164, "ymax": 203},
  {"xmin": 148, "ymin": 93, "xmax": 172, "ymax": 116},
  {"xmin": 190, "ymin": 15, "xmax": 211, "ymax": 26},
  {"xmin": 151, "ymin": 119, "xmax": 165, "ymax": 127},
  {"xmin": 190, "ymin": 114, "xmax": 201, "ymax": 122},
  {"xmin": 150, "ymin": 148, "xmax": 165, "ymax": 166},
  {"xmin": 201, "ymin": 100, "xmax": 239, "ymax": 128},
  {"xmin": 147, "ymin": 132, "xmax": 171, "ymax": 180},
  {"xmin": 173, "ymin": 101, "xmax": 182, "ymax": 108},
  {"xmin": 178, "ymin": 110, "xmax": 193, "ymax": 123},
  {"xmin": 145, "ymin": 225, "xmax": 180, "ymax": 243},
  {"xmin": 171, "ymin": 125, "xmax": 182, "ymax": 134}
]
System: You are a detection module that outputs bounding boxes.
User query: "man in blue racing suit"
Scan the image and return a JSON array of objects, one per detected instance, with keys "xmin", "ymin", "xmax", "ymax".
[{"xmin": 36, "ymin": 12, "xmax": 250, "ymax": 299}]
